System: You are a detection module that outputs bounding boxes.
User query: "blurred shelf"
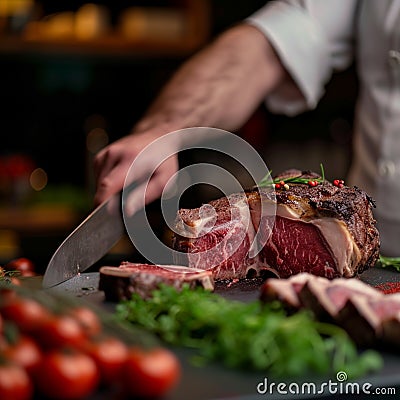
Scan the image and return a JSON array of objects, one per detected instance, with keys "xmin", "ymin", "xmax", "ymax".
[
  {"xmin": 0, "ymin": 34, "xmax": 207, "ymax": 58},
  {"xmin": 0, "ymin": 205, "xmax": 80, "ymax": 234},
  {"xmin": 0, "ymin": 1, "xmax": 211, "ymax": 58}
]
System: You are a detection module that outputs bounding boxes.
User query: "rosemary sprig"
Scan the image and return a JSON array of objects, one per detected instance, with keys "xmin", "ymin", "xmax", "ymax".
[
  {"xmin": 259, "ymin": 163, "xmax": 325, "ymax": 187},
  {"xmin": 377, "ymin": 255, "xmax": 400, "ymax": 272},
  {"xmin": 0, "ymin": 267, "xmax": 20, "ymax": 282}
]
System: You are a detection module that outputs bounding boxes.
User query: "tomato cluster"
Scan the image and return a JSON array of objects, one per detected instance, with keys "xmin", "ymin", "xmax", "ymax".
[{"xmin": 0, "ymin": 283, "xmax": 181, "ymax": 400}]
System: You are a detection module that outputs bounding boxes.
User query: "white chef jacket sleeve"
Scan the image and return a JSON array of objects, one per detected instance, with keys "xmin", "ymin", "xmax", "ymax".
[{"xmin": 246, "ymin": 0, "xmax": 358, "ymax": 115}]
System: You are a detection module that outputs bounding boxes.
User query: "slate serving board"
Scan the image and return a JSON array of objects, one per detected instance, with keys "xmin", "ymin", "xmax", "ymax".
[{"xmin": 44, "ymin": 267, "xmax": 400, "ymax": 400}]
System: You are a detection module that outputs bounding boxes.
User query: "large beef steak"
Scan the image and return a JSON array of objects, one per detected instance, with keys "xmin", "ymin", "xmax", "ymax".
[{"xmin": 172, "ymin": 169, "xmax": 380, "ymax": 280}]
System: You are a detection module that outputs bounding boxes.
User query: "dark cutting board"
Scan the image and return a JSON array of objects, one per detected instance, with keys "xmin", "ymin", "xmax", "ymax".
[{"xmin": 44, "ymin": 268, "xmax": 400, "ymax": 400}]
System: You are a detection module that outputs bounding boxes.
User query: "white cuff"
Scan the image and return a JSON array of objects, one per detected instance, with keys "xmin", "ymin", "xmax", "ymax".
[{"xmin": 246, "ymin": 1, "xmax": 332, "ymax": 115}]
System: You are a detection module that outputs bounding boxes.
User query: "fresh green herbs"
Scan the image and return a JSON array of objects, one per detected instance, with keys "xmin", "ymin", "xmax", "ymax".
[
  {"xmin": 116, "ymin": 285, "xmax": 382, "ymax": 378},
  {"xmin": 377, "ymin": 255, "xmax": 400, "ymax": 272},
  {"xmin": 258, "ymin": 163, "xmax": 326, "ymax": 188},
  {"xmin": 0, "ymin": 267, "xmax": 20, "ymax": 283}
]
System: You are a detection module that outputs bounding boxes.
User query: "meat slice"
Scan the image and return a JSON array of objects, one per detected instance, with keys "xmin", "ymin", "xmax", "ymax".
[
  {"xmin": 260, "ymin": 273, "xmax": 381, "ymax": 318},
  {"xmin": 382, "ymin": 312, "xmax": 400, "ymax": 349},
  {"xmin": 98, "ymin": 262, "xmax": 214, "ymax": 301},
  {"xmin": 173, "ymin": 169, "xmax": 380, "ymax": 280},
  {"xmin": 260, "ymin": 273, "xmax": 316, "ymax": 310},
  {"xmin": 337, "ymin": 297, "xmax": 381, "ymax": 347},
  {"xmin": 260, "ymin": 273, "xmax": 400, "ymax": 348},
  {"xmin": 339, "ymin": 293, "xmax": 400, "ymax": 347},
  {"xmin": 299, "ymin": 278, "xmax": 382, "ymax": 322}
]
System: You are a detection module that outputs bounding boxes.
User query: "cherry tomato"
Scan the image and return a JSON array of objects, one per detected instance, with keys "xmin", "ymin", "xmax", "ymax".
[
  {"xmin": 3, "ymin": 335, "xmax": 42, "ymax": 376},
  {"xmin": 8, "ymin": 276, "xmax": 21, "ymax": 285},
  {"xmin": 5, "ymin": 258, "xmax": 35, "ymax": 276},
  {"xmin": 83, "ymin": 336, "xmax": 129, "ymax": 385},
  {"xmin": 35, "ymin": 314, "xmax": 86, "ymax": 349},
  {"xmin": 122, "ymin": 347, "xmax": 181, "ymax": 398},
  {"xmin": 18, "ymin": 270, "xmax": 36, "ymax": 278},
  {"xmin": 68, "ymin": 306, "xmax": 102, "ymax": 338},
  {"xmin": 0, "ymin": 280, "xmax": 20, "ymax": 304},
  {"xmin": 0, "ymin": 297, "xmax": 51, "ymax": 333},
  {"xmin": 0, "ymin": 362, "xmax": 33, "ymax": 400},
  {"xmin": 34, "ymin": 349, "xmax": 100, "ymax": 400}
]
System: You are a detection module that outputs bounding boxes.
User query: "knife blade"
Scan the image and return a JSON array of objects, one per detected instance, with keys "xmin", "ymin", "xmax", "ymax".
[{"xmin": 42, "ymin": 191, "xmax": 124, "ymax": 289}]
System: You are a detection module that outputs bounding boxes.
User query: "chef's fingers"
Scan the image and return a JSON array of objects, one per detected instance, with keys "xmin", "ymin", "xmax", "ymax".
[
  {"xmin": 94, "ymin": 162, "xmax": 128, "ymax": 206},
  {"xmin": 93, "ymin": 140, "xmax": 140, "ymax": 206},
  {"xmin": 93, "ymin": 145, "xmax": 117, "ymax": 183},
  {"xmin": 124, "ymin": 156, "xmax": 178, "ymax": 217}
]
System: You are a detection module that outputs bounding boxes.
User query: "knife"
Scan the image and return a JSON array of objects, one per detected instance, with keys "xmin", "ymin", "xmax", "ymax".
[{"xmin": 42, "ymin": 190, "xmax": 125, "ymax": 289}]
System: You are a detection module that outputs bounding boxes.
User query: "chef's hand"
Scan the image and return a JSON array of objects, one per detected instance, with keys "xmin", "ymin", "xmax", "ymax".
[
  {"xmin": 93, "ymin": 130, "xmax": 179, "ymax": 210},
  {"xmin": 94, "ymin": 23, "xmax": 289, "ymax": 209}
]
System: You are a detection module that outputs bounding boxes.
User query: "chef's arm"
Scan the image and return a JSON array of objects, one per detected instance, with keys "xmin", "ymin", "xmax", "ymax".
[
  {"xmin": 94, "ymin": 24, "xmax": 299, "ymax": 206},
  {"xmin": 135, "ymin": 24, "xmax": 293, "ymax": 132}
]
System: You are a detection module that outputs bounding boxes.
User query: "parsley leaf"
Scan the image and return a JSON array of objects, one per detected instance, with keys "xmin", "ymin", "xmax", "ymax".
[
  {"xmin": 115, "ymin": 285, "xmax": 382, "ymax": 378},
  {"xmin": 377, "ymin": 255, "xmax": 400, "ymax": 272}
]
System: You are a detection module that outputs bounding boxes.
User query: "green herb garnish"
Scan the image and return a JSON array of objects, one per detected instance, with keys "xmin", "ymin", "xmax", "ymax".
[
  {"xmin": 0, "ymin": 268, "xmax": 21, "ymax": 283},
  {"xmin": 377, "ymin": 255, "xmax": 400, "ymax": 272},
  {"xmin": 116, "ymin": 284, "xmax": 382, "ymax": 378},
  {"xmin": 259, "ymin": 163, "xmax": 326, "ymax": 188}
]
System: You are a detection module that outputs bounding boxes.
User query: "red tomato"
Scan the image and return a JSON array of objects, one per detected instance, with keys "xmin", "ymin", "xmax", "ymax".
[
  {"xmin": 68, "ymin": 306, "xmax": 102, "ymax": 338},
  {"xmin": 0, "ymin": 281, "xmax": 20, "ymax": 304},
  {"xmin": 9, "ymin": 276, "xmax": 22, "ymax": 285},
  {"xmin": 5, "ymin": 258, "xmax": 35, "ymax": 276},
  {"xmin": 36, "ymin": 314, "xmax": 86, "ymax": 349},
  {"xmin": 0, "ymin": 297, "xmax": 51, "ymax": 333},
  {"xmin": 83, "ymin": 336, "xmax": 129, "ymax": 385},
  {"xmin": 0, "ymin": 362, "xmax": 33, "ymax": 400},
  {"xmin": 18, "ymin": 270, "xmax": 36, "ymax": 278},
  {"xmin": 122, "ymin": 347, "xmax": 181, "ymax": 398},
  {"xmin": 34, "ymin": 349, "xmax": 99, "ymax": 400},
  {"xmin": 0, "ymin": 316, "xmax": 5, "ymax": 350},
  {"xmin": 3, "ymin": 335, "xmax": 42, "ymax": 376}
]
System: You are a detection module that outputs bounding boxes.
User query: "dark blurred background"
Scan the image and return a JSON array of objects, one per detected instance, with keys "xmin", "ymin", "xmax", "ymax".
[{"xmin": 0, "ymin": 0, "xmax": 357, "ymax": 271}]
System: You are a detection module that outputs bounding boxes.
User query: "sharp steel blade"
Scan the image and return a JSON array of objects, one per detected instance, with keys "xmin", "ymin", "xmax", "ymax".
[{"xmin": 42, "ymin": 192, "xmax": 124, "ymax": 289}]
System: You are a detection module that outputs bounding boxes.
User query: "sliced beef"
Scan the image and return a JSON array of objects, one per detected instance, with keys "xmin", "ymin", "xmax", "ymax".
[
  {"xmin": 382, "ymin": 312, "xmax": 400, "ymax": 349},
  {"xmin": 173, "ymin": 169, "xmax": 380, "ymax": 280},
  {"xmin": 260, "ymin": 272, "xmax": 400, "ymax": 349},
  {"xmin": 98, "ymin": 262, "xmax": 214, "ymax": 302},
  {"xmin": 368, "ymin": 293, "xmax": 400, "ymax": 319},
  {"xmin": 299, "ymin": 278, "xmax": 381, "ymax": 322},
  {"xmin": 260, "ymin": 273, "xmax": 316, "ymax": 311},
  {"xmin": 339, "ymin": 293, "xmax": 400, "ymax": 347},
  {"xmin": 337, "ymin": 297, "xmax": 380, "ymax": 347}
]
